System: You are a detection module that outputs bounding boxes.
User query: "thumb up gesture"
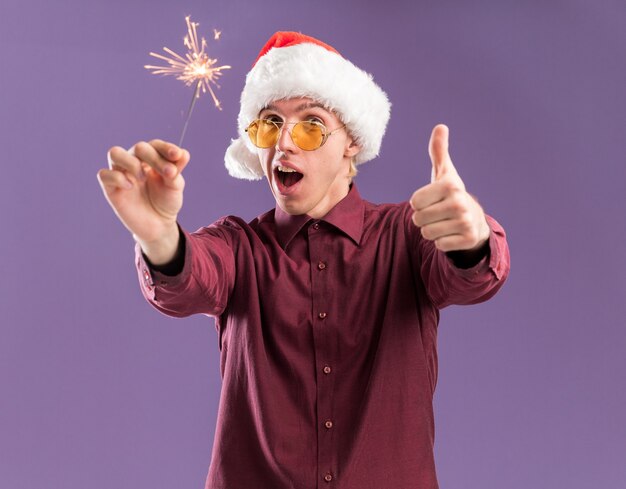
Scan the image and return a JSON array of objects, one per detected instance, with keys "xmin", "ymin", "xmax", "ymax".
[{"xmin": 410, "ymin": 124, "xmax": 490, "ymax": 253}]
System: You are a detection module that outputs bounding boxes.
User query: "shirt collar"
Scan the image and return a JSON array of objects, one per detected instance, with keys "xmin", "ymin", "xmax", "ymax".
[{"xmin": 275, "ymin": 184, "xmax": 365, "ymax": 249}]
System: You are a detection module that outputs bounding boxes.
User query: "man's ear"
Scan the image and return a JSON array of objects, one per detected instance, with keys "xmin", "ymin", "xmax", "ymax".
[{"xmin": 344, "ymin": 139, "xmax": 361, "ymax": 158}]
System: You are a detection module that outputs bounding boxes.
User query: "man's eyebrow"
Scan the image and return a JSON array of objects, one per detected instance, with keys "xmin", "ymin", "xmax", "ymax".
[
  {"xmin": 294, "ymin": 102, "xmax": 328, "ymax": 112},
  {"xmin": 261, "ymin": 102, "xmax": 328, "ymax": 114}
]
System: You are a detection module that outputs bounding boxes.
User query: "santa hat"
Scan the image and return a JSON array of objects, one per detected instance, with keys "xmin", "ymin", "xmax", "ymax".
[{"xmin": 224, "ymin": 31, "xmax": 391, "ymax": 180}]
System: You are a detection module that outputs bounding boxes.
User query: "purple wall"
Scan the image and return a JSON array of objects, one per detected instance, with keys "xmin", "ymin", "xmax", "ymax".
[{"xmin": 1, "ymin": 0, "xmax": 625, "ymax": 487}]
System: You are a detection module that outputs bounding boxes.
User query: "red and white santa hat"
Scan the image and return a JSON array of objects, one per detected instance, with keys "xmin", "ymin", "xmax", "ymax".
[{"xmin": 224, "ymin": 31, "xmax": 392, "ymax": 180}]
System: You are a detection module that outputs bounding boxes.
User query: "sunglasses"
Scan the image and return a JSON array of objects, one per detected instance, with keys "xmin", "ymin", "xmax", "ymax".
[{"xmin": 245, "ymin": 119, "xmax": 346, "ymax": 151}]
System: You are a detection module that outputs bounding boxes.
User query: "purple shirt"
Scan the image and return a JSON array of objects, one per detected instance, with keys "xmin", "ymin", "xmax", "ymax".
[{"xmin": 136, "ymin": 185, "xmax": 510, "ymax": 489}]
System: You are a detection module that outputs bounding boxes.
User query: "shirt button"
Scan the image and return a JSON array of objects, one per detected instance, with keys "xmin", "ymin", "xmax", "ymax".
[
  {"xmin": 325, "ymin": 420, "xmax": 333, "ymax": 429},
  {"xmin": 318, "ymin": 312, "xmax": 327, "ymax": 319},
  {"xmin": 323, "ymin": 366, "xmax": 332, "ymax": 374},
  {"xmin": 324, "ymin": 473, "xmax": 333, "ymax": 482},
  {"xmin": 317, "ymin": 261, "xmax": 326, "ymax": 270},
  {"xmin": 313, "ymin": 223, "xmax": 320, "ymax": 230}
]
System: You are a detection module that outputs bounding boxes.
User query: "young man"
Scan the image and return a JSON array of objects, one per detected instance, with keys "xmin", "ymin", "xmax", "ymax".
[{"xmin": 98, "ymin": 32, "xmax": 510, "ymax": 489}]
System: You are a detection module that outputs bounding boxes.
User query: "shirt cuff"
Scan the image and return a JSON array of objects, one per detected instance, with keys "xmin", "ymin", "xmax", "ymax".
[
  {"xmin": 445, "ymin": 215, "xmax": 507, "ymax": 281},
  {"xmin": 135, "ymin": 226, "xmax": 195, "ymax": 298}
]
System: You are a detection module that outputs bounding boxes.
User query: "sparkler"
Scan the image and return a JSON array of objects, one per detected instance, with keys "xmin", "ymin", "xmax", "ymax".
[{"xmin": 145, "ymin": 16, "xmax": 231, "ymax": 146}]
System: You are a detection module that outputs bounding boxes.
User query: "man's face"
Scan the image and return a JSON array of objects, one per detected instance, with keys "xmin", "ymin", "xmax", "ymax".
[{"xmin": 256, "ymin": 97, "xmax": 360, "ymax": 219}]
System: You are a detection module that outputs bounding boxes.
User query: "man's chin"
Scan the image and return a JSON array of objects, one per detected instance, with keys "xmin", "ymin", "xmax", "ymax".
[{"xmin": 276, "ymin": 199, "xmax": 308, "ymax": 216}]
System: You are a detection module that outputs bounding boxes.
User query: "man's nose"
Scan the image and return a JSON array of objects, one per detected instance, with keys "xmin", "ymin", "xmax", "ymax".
[{"xmin": 276, "ymin": 124, "xmax": 297, "ymax": 153}]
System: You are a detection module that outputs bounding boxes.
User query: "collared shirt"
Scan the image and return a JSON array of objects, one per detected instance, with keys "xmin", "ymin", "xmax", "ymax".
[{"xmin": 136, "ymin": 185, "xmax": 510, "ymax": 489}]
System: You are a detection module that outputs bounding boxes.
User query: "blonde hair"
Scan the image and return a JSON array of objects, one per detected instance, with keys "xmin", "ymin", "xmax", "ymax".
[
  {"xmin": 347, "ymin": 156, "xmax": 359, "ymax": 182},
  {"xmin": 348, "ymin": 157, "xmax": 358, "ymax": 178}
]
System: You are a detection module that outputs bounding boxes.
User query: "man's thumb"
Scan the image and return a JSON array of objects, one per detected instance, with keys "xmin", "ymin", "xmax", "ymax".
[{"xmin": 429, "ymin": 124, "xmax": 453, "ymax": 182}]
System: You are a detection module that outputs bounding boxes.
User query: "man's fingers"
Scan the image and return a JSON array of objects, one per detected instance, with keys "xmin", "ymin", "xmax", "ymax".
[
  {"xmin": 170, "ymin": 148, "xmax": 191, "ymax": 174},
  {"xmin": 410, "ymin": 178, "xmax": 462, "ymax": 212},
  {"xmin": 97, "ymin": 168, "xmax": 134, "ymax": 192},
  {"xmin": 148, "ymin": 139, "xmax": 181, "ymax": 161},
  {"xmin": 130, "ymin": 141, "xmax": 177, "ymax": 178},
  {"xmin": 411, "ymin": 197, "xmax": 463, "ymax": 227},
  {"xmin": 417, "ymin": 214, "xmax": 476, "ymax": 240},
  {"xmin": 108, "ymin": 146, "xmax": 145, "ymax": 181},
  {"xmin": 410, "ymin": 185, "xmax": 441, "ymax": 212},
  {"xmin": 415, "ymin": 219, "xmax": 470, "ymax": 252},
  {"xmin": 432, "ymin": 235, "xmax": 476, "ymax": 253},
  {"xmin": 417, "ymin": 219, "xmax": 455, "ymax": 241},
  {"xmin": 131, "ymin": 141, "xmax": 190, "ymax": 179},
  {"xmin": 148, "ymin": 139, "xmax": 191, "ymax": 174}
]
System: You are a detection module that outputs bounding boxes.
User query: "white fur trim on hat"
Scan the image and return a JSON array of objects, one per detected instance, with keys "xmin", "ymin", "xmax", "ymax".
[
  {"xmin": 224, "ymin": 137, "xmax": 265, "ymax": 179},
  {"xmin": 224, "ymin": 42, "xmax": 391, "ymax": 180}
]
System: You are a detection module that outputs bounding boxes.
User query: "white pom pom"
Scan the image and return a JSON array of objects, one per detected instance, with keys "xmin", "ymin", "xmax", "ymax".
[{"xmin": 224, "ymin": 138, "xmax": 264, "ymax": 181}]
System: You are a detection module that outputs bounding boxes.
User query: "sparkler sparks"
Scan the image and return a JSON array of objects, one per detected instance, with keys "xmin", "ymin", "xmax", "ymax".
[{"xmin": 144, "ymin": 16, "xmax": 231, "ymax": 145}]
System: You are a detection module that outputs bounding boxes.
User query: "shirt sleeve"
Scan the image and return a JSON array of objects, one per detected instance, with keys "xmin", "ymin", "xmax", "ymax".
[
  {"xmin": 135, "ymin": 220, "xmax": 237, "ymax": 318},
  {"xmin": 406, "ymin": 205, "xmax": 511, "ymax": 309}
]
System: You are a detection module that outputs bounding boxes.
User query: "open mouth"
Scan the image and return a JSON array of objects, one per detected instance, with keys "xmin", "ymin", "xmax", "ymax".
[{"xmin": 275, "ymin": 166, "xmax": 304, "ymax": 188}]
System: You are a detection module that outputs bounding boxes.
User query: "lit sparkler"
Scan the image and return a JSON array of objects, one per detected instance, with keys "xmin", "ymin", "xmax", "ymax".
[{"xmin": 145, "ymin": 16, "xmax": 231, "ymax": 146}]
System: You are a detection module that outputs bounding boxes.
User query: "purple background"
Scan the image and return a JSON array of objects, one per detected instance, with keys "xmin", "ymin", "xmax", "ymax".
[{"xmin": 1, "ymin": 0, "xmax": 625, "ymax": 487}]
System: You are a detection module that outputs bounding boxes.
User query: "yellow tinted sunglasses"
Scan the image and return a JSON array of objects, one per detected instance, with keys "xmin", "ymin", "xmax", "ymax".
[{"xmin": 245, "ymin": 119, "xmax": 346, "ymax": 151}]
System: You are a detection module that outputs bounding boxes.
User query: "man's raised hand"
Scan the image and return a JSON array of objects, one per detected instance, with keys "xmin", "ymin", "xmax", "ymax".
[
  {"xmin": 97, "ymin": 140, "xmax": 190, "ymax": 264},
  {"xmin": 410, "ymin": 125, "xmax": 490, "ymax": 253}
]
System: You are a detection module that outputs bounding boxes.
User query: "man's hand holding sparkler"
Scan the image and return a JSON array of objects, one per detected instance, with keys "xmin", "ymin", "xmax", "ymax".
[
  {"xmin": 96, "ymin": 17, "xmax": 228, "ymax": 266},
  {"xmin": 97, "ymin": 140, "xmax": 190, "ymax": 265}
]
